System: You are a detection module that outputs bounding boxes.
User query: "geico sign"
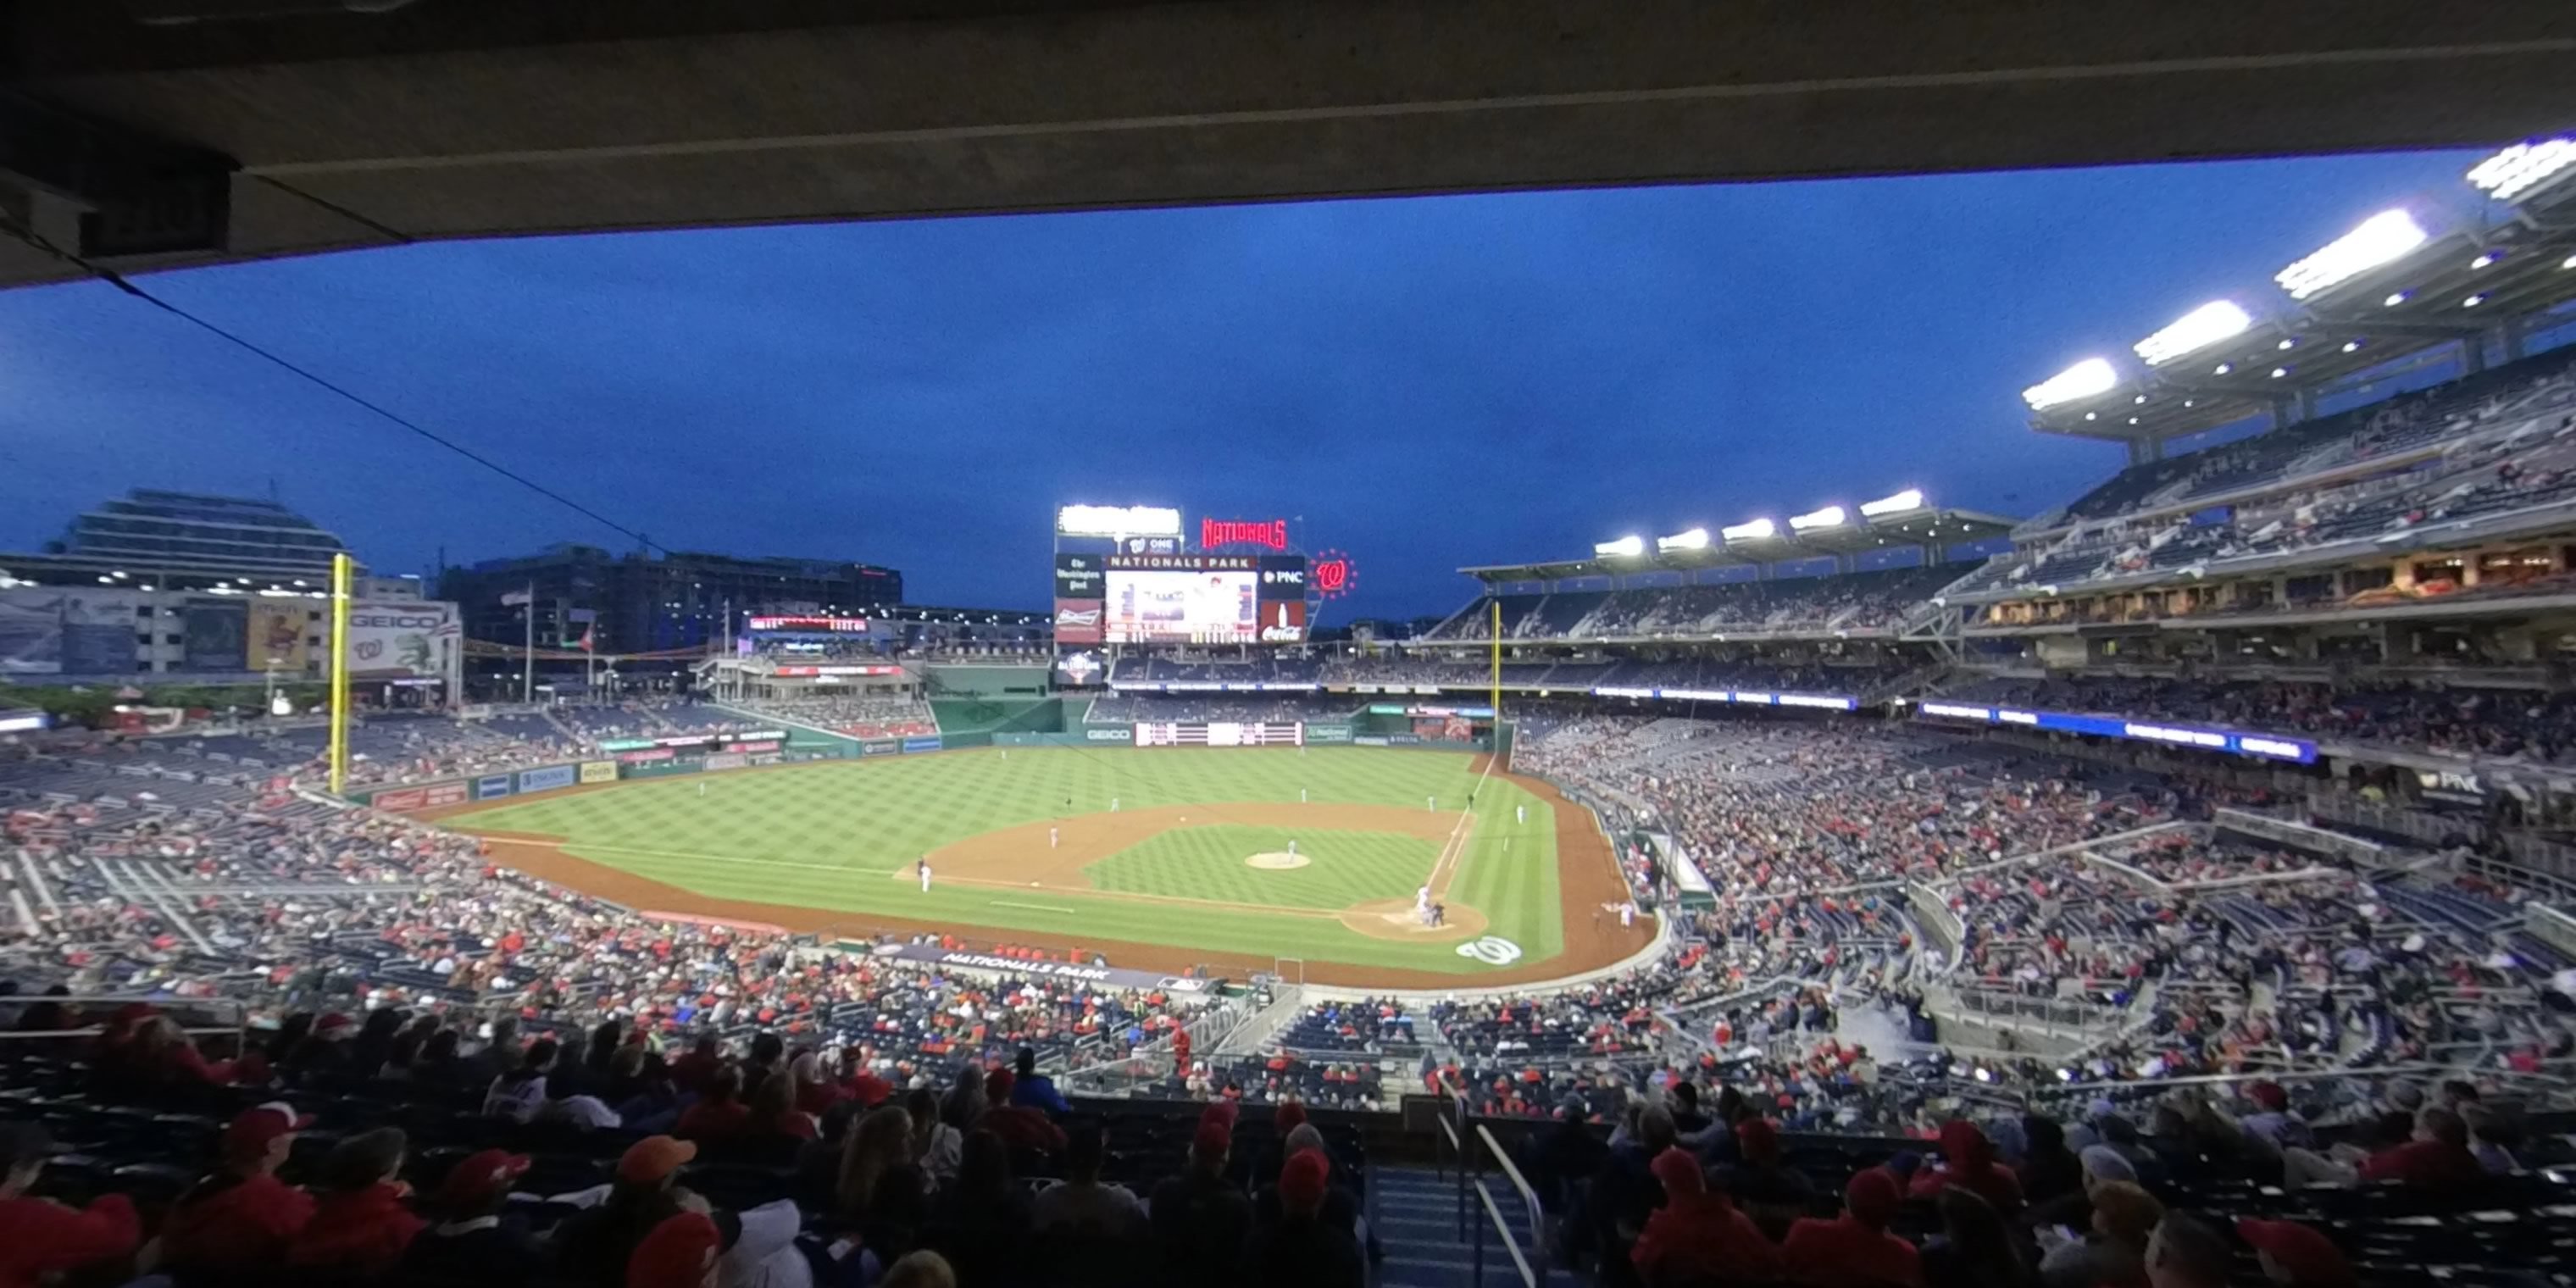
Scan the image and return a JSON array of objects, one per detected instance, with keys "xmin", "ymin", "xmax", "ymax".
[{"xmin": 352, "ymin": 613, "xmax": 447, "ymax": 629}]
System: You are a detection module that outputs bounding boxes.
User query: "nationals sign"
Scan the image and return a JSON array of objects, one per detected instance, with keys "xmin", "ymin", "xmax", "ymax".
[{"xmin": 1201, "ymin": 517, "xmax": 1289, "ymax": 551}]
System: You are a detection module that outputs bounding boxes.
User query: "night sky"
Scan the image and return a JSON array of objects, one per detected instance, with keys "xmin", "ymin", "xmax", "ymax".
[{"xmin": 0, "ymin": 147, "xmax": 2491, "ymax": 623}]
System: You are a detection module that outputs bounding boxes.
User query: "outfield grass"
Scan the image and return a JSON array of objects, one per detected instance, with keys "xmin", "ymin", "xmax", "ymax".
[
  {"xmin": 1082, "ymin": 824, "xmax": 1436, "ymax": 911},
  {"xmin": 445, "ymin": 747, "xmax": 1565, "ymax": 974}
]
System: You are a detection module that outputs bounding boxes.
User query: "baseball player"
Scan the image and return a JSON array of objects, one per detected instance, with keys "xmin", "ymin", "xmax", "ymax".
[{"xmin": 917, "ymin": 858, "xmax": 932, "ymax": 892}]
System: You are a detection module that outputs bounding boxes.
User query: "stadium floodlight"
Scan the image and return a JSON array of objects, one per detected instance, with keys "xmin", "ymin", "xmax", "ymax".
[
  {"xmin": 1593, "ymin": 535, "xmax": 1646, "ymax": 558},
  {"xmin": 1719, "ymin": 518, "xmax": 1777, "ymax": 542},
  {"xmin": 2275, "ymin": 209, "xmax": 2428, "ymax": 300},
  {"xmin": 2022, "ymin": 357, "xmax": 2118, "ymax": 411},
  {"xmin": 1788, "ymin": 505, "xmax": 1847, "ymax": 531},
  {"xmin": 1054, "ymin": 504, "xmax": 1180, "ymax": 537},
  {"xmin": 2133, "ymin": 300, "xmax": 2252, "ymax": 367},
  {"xmin": 2466, "ymin": 136, "xmax": 2576, "ymax": 204},
  {"xmin": 1654, "ymin": 527, "xmax": 1710, "ymax": 553},
  {"xmin": 1859, "ymin": 488, "xmax": 1925, "ymax": 517}
]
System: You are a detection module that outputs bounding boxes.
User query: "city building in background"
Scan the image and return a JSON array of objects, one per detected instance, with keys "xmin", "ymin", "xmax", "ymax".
[
  {"xmin": 437, "ymin": 545, "xmax": 905, "ymax": 656},
  {"xmin": 0, "ymin": 488, "xmax": 351, "ymax": 591}
]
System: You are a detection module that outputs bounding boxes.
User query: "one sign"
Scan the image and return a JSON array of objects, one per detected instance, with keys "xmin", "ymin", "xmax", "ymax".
[{"xmin": 1057, "ymin": 504, "xmax": 1181, "ymax": 537}]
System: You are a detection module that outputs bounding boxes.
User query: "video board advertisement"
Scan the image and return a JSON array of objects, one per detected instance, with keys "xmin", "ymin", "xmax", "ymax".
[
  {"xmin": 1106, "ymin": 569, "xmax": 1256, "ymax": 644},
  {"xmin": 1132, "ymin": 722, "xmax": 1305, "ymax": 747}
]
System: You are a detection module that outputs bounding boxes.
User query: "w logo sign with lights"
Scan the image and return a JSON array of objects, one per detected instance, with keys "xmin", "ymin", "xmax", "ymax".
[{"xmin": 1454, "ymin": 936, "xmax": 1523, "ymax": 967}]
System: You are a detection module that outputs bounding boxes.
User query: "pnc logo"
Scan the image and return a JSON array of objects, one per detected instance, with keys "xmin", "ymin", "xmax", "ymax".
[{"xmin": 1201, "ymin": 517, "xmax": 1288, "ymax": 550}]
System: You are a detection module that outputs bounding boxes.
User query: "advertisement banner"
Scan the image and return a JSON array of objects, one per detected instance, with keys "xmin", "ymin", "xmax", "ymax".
[
  {"xmin": 1131, "ymin": 722, "xmax": 1303, "ymax": 747},
  {"xmin": 181, "ymin": 600, "xmax": 247, "ymax": 672},
  {"xmin": 373, "ymin": 786, "xmax": 430, "ymax": 812},
  {"xmin": 579, "ymin": 761, "xmax": 618, "ymax": 784},
  {"xmin": 248, "ymin": 602, "xmax": 312, "ymax": 673},
  {"xmin": 1052, "ymin": 553, "xmax": 1105, "ymax": 600},
  {"xmin": 616, "ymin": 748, "xmax": 675, "ymax": 763},
  {"xmin": 1303, "ymin": 723, "xmax": 1353, "ymax": 743},
  {"xmin": 474, "ymin": 774, "xmax": 514, "ymax": 800},
  {"xmin": 346, "ymin": 602, "xmax": 460, "ymax": 680},
  {"xmin": 859, "ymin": 740, "xmax": 899, "ymax": 757},
  {"xmin": 1053, "ymin": 598, "xmax": 1104, "ymax": 645},
  {"xmin": 727, "ymin": 740, "xmax": 780, "ymax": 754},
  {"xmin": 902, "ymin": 736, "xmax": 944, "ymax": 754},
  {"xmin": 517, "ymin": 764, "xmax": 579, "ymax": 793},
  {"xmin": 702, "ymin": 752, "xmax": 748, "ymax": 772},
  {"xmin": 424, "ymin": 781, "xmax": 469, "ymax": 808},
  {"xmin": 62, "ymin": 590, "xmax": 146, "ymax": 674},
  {"xmin": 1085, "ymin": 725, "xmax": 1131, "ymax": 741}
]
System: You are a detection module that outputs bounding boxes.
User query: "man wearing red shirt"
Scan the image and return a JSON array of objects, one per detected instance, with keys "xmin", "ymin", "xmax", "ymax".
[
  {"xmin": 1782, "ymin": 1168, "xmax": 1922, "ymax": 1287},
  {"xmin": 1632, "ymin": 1147, "xmax": 1780, "ymax": 1285},
  {"xmin": 1908, "ymin": 1120, "xmax": 2024, "ymax": 1214},
  {"xmin": 2359, "ymin": 1107, "xmax": 2484, "ymax": 1187},
  {"xmin": 0, "ymin": 1122, "xmax": 140, "ymax": 1288},
  {"xmin": 289, "ymin": 1128, "xmax": 425, "ymax": 1277},
  {"xmin": 161, "ymin": 1102, "xmax": 319, "ymax": 1279},
  {"xmin": 980, "ymin": 1068, "xmax": 1069, "ymax": 1152}
]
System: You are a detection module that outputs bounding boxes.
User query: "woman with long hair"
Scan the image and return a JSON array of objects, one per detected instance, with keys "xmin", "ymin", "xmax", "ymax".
[
  {"xmin": 675, "ymin": 1063, "xmax": 752, "ymax": 1144},
  {"xmin": 938, "ymin": 1063, "xmax": 987, "ymax": 1132},
  {"xmin": 838, "ymin": 1105, "xmax": 917, "ymax": 1219},
  {"xmin": 750, "ymin": 1068, "xmax": 818, "ymax": 1141}
]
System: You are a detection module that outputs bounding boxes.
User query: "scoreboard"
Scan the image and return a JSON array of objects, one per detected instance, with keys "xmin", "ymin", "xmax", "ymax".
[
  {"xmin": 1057, "ymin": 552, "xmax": 1307, "ymax": 645},
  {"xmin": 1131, "ymin": 721, "xmax": 1306, "ymax": 747}
]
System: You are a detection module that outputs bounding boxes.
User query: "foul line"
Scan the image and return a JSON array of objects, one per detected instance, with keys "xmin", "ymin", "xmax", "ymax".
[
  {"xmin": 989, "ymin": 900, "xmax": 1078, "ymax": 913},
  {"xmin": 1423, "ymin": 752, "xmax": 1501, "ymax": 900}
]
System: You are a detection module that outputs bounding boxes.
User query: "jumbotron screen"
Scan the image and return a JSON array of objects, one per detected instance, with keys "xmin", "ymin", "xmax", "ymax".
[{"xmin": 1106, "ymin": 569, "xmax": 1256, "ymax": 643}]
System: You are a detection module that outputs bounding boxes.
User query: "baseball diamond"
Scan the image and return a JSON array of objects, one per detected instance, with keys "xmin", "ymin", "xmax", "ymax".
[{"xmin": 417, "ymin": 745, "xmax": 1650, "ymax": 986}]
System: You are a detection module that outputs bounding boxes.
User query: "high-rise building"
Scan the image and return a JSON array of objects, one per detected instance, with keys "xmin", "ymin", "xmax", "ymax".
[{"xmin": 0, "ymin": 488, "xmax": 352, "ymax": 590}]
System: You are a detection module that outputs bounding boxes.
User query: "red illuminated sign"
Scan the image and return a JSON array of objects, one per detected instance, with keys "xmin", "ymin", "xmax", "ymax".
[
  {"xmin": 747, "ymin": 616, "xmax": 869, "ymax": 632},
  {"xmin": 1201, "ymin": 517, "xmax": 1288, "ymax": 551},
  {"xmin": 1312, "ymin": 550, "xmax": 1356, "ymax": 599}
]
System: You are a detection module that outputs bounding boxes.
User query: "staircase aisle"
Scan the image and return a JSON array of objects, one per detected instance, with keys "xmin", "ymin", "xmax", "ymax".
[{"xmin": 1368, "ymin": 1163, "xmax": 1578, "ymax": 1288}]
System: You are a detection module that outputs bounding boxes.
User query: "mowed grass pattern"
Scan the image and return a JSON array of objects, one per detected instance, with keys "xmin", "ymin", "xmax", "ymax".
[
  {"xmin": 1082, "ymin": 824, "xmax": 1437, "ymax": 911},
  {"xmin": 447, "ymin": 747, "xmax": 1564, "ymax": 974}
]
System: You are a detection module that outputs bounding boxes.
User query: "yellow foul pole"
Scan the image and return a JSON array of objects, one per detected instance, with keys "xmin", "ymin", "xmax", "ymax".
[
  {"xmin": 1489, "ymin": 598, "xmax": 1502, "ymax": 724},
  {"xmin": 327, "ymin": 552, "xmax": 353, "ymax": 794}
]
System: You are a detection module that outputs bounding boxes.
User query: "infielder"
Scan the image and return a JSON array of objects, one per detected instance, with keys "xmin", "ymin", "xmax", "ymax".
[
  {"xmin": 1049, "ymin": 826, "xmax": 1059, "ymax": 849},
  {"xmin": 917, "ymin": 859, "xmax": 932, "ymax": 892}
]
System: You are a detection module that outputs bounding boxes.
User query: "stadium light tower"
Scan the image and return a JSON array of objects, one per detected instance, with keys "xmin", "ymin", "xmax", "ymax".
[
  {"xmin": 1593, "ymin": 534, "xmax": 1646, "ymax": 558},
  {"xmin": 2275, "ymin": 209, "xmax": 2428, "ymax": 301},
  {"xmin": 1719, "ymin": 518, "xmax": 1776, "ymax": 542},
  {"xmin": 2023, "ymin": 358, "xmax": 2118, "ymax": 411},
  {"xmin": 2133, "ymin": 300, "xmax": 2253, "ymax": 367},
  {"xmin": 1859, "ymin": 488, "xmax": 1925, "ymax": 517},
  {"xmin": 1787, "ymin": 505, "xmax": 1846, "ymax": 531},
  {"xmin": 2467, "ymin": 136, "xmax": 2576, "ymax": 206},
  {"xmin": 1654, "ymin": 527, "xmax": 1709, "ymax": 553}
]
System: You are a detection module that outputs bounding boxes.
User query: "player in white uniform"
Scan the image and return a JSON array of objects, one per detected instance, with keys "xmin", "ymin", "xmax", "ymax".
[
  {"xmin": 1287, "ymin": 839, "xmax": 1298, "ymax": 858},
  {"xmin": 1417, "ymin": 885, "xmax": 1431, "ymax": 916},
  {"xmin": 917, "ymin": 859, "xmax": 932, "ymax": 892},
  {"xmin": 1050, "ymin": 826, "xmax": 1058, "ymax": 849},
  {"xmin": 1516, "ymin": 804, "xmax": 1524, "ymax": 825}
]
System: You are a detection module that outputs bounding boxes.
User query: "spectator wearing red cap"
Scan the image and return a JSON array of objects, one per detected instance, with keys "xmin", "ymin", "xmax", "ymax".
[
  {"xmin": 1241, "ymin": 1150, "xmax": 1363, "ymax": 1288},
  {"xmin": 2237, "ymin": 1082, "xmax": 2310, "ymax": 1151},
  {"xmin": 2237, "ymin": 1219, "xmax": 2352, "ymax": 1288},
  {"xmin": 161, "ymin": 1102, "xmax": 319, "ymax": 1279},
  {"xmin": 1911, "ymin": 1121, "xmax": 2024, "ymax": 1214},
  {"xmin": 0, "ymin": 1120, "xmax": 140, "ymax": 1288},
  {"xmin": 1151, "ymin": 1113, "xmax": 1253, "ymax": 1288},
  {"xmin": 403, "ymin": 1148, "xmax": 540, "ymax": 1287},
  {"xmin": 626, "ymin": 1211, "xmax": 722, "ymax": 1288},
  {"xmin": 287, "ymin": 1128, "xmax": 425, "ymax": 1278},
  {"xmin": 1633, "ymin": 1146, "xmax": 1780, "ymax": 1285},
  {"xmin": 556, "ymin": 1137, "xmax": 702, "ymax": 1288},
  {"xmin": 1781, "ymin": 1168, "xmax": 1922, "ymax": 1287},
  {"xmin": 980, "ymin": 1067, "xmax": 1069, "ymax": 1153}
]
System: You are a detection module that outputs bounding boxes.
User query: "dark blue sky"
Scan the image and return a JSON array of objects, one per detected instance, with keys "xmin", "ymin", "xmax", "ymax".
[{"xmin": 0, "ymin": 147, "xmax": 2491, "ymax": 622}]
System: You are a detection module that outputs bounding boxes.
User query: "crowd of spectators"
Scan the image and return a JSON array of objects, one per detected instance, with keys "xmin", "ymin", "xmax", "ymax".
[
  {"xmin": 1425, "ymin": 564, "xmax": 1963, "ymax": 644},
  {"xmin": 737, "ymin": 696, "xmax": 936, "ymax": 740},
  {"xmin": 1946, "ymin": 674, "xmax": 2576, "ymax": 764}
]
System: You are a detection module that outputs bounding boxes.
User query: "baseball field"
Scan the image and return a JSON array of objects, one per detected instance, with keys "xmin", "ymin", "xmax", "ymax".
[{"xmin": 418, "ymin": 746, "xmax": 1652, "ymax": 987}]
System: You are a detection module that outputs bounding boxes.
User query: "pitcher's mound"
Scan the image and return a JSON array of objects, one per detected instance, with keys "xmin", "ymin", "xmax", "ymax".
[
  {"xmin": 1337, "ymin": 897, "xmax": 1487, "ymax": 941},
  {"xmin": 1244, "ymin": 852, "xmax": 1311, "ymax": 870}
]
